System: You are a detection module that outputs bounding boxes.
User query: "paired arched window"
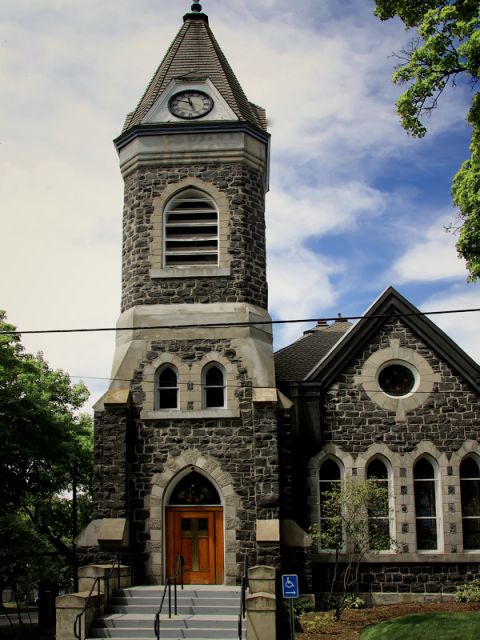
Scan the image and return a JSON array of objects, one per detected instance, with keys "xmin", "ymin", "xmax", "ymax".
[
  {"xmin": 156, "ymin": 366, "xmax": 179, "ymax": 410},
  {"xmin": 414, "ymin": 458, "xmax": 438, "ymax": 551},
  {"xmin": 460, "ymin": 457, "xmax": 480, "ymax": 550},
  {"xmin": 319, "ymin": 458, "xmax": 342, "ymax": 549},
  {"xmin": 164, "ymin": 188, "xmax": 218, "ymax": 267},
  {"xmin": 366, "ymin": 458, "xmax": 390, "ymax": 550},
  {"xmin": 203, "ymin": 364, "xmax": 225, "ymax": 408}
]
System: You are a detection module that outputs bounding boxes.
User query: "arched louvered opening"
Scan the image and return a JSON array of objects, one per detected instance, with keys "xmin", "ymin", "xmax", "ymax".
[{"xmin": 164, "ymin": 188, "xmax": 218, "ymax": 267}]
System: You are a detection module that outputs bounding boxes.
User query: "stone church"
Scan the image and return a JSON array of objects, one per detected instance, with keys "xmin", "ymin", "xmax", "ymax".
[{"xmin": 87, "ymin": 1, "xmax": 480, "ymax": 599}]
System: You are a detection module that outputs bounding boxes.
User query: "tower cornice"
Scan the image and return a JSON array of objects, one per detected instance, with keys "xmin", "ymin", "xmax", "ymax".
[{"xmin": 114, "ymin": 121, "xmax": 270, "ymax": 153}]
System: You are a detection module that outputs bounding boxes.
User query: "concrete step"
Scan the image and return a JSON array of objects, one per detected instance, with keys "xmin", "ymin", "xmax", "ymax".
[{"xmin": 85, "ymin": 585, "xmax": 245, "ymax": 640}]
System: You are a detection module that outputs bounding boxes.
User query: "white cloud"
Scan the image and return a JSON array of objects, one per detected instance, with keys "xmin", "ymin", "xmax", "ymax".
[
  {"xmin": 392, "ymin": 213, "xmax": 468, "ymax": 282},
  {"xmin": 420, "ymin": 287, "xmax": 480, "ymax": 363},
  {"xmin": 266, "ymin": 182, "xmax": 385, "ymax": 251},
  {"xmin": 267, "ymin": 248, "xmax": 342, "ymax": 348}
]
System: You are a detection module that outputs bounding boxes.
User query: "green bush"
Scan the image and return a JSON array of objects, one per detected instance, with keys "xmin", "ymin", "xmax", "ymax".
[{"xmin": 455, "ymin": 579, "xmax": 480, "ymax": 603}]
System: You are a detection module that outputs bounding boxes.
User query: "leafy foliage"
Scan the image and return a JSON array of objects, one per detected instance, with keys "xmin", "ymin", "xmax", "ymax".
[
  {"xmin": 374, "ymin": 0, "xmax": 480, "ymax": 280},
  {"xmin": 455, "ymin": 578, "xmax": 480, "ymax": 602},
  {"xmin": 0, "ymin": 311, "xmax": 93, "ymax": 592},
  {"xmin": 310, "ymin": 478, "xmax": 393, "ymax": 621}
]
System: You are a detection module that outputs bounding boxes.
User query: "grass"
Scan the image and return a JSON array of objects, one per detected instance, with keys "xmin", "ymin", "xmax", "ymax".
[{"xmin": 360, "ymin": 611, "xmax": 480, "ymax": 640}]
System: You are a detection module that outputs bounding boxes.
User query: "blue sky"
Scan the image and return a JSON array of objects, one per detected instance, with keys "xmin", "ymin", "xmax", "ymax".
[{"xmin": 1, "ymin": 0, "xmax": 478, "ymax": 411}]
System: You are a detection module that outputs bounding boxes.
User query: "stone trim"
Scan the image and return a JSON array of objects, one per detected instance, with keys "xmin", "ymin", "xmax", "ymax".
[
  {"xmin": 354, "ymin": 338, "xmax": 441, "ymax": 421},
  {"xmin": 149, "ymin": 177, "xmax": 231, "ymax": 278},
  {"xmin": 146, "ymin": 449, "xmax": 240, "ymax": 585}
]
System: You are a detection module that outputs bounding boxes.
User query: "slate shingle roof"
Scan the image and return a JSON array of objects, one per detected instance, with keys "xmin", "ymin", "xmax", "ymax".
[
  {"xmin": 275, "ymin": 321, "xmax": 352, "ymax": 383},
  {"xmin": 123, "ymin": 13, "xmax": 266, "ymax": 133}
]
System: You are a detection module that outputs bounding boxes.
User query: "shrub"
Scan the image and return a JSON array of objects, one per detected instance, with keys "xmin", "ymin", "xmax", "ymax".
[{"xmin": 455, "ymin": 579, "xmax": 480, "ymax": 603}]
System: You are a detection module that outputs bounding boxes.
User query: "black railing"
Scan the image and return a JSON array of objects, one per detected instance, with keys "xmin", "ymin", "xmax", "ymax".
[
  {"xmin": 154, "ymin": 554, "xmax": 184, "ymax": 640},
  {"xmin": 238, "ymin": 556, "xmax": 248, "ymax": 640},
  {"xmin": 74, "ymin": 554, "xmax": 132, "ymax": 640}
]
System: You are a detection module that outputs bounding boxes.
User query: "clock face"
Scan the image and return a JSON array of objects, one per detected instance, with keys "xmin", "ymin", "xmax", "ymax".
[{"xmin": 169, "ymin": 90, "xmax": 214, "ymax": 120}]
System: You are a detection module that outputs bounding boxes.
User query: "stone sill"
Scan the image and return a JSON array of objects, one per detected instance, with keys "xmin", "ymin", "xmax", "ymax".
[
  {"xmin": 313, "ymin": 552, "xmax": 480, "ymax": 563},
  {"xmin": 141, "ymin": 409, "xmax": 240, "ymax": 420},
  {"xmin": 150, "ymin": 267, "xmax": 231, "ymax": 278}
]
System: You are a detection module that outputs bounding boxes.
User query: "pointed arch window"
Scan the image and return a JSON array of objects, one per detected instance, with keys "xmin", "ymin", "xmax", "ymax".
[
  {"xmin": 366, "ymin": 459, "xmax": 390, "ymax": 550},
  {"xmin": 168, "ymin": 472, "xmax": 221, "ymax": 506},
  {"xmin": 414, "ymin": 458, "xmax": 439, "ymax": 551},
  {"xmin": 460, "ymin": 457, "xmax": 480, "ymax": 550},
  {"xmin": 318, "ymin": 458, "xmax": 342, "ymax": 549},
  {"xmin": 202, "ymin": 364, "xmax": 225, "ymax": 408},
  {"xmin": 156, "ymin": 366, "xmax": 179, "ymax": 410},
  {"xmin": 164, "ymin": 188, "xmax": 218, "ymax": 267}
]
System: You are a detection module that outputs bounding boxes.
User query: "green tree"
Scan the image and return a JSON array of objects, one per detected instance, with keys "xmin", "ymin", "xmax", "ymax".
[
  {"xmin": 311, "ymin": 478, "xmax": 393, "ymax": 621},
  {"xmin": 374, "ymin": 0, "xmax": 480, "ymax": 280},
  {"xmin": 0, "ymin": 311, "xmax": 93, "ymax": 590}
]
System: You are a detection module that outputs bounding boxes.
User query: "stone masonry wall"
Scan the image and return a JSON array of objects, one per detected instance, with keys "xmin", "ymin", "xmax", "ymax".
[
  {"xmin": 93, "ymin": 337, "xmax": 281, "ymax": 580},
  {"xmin": 313, "ymin": 561, "xmax": 480, "ymax": 595},
  {"xmin": 93, "ymin": 406, "xmax": 129, "ymax": 519},
  {"xmin": 121, "ymin": 162, "xmax": 268, "ymax": 312},
  {"xmin": 323, "ymin": 318, "xmax": 480, "ymax": 453}
]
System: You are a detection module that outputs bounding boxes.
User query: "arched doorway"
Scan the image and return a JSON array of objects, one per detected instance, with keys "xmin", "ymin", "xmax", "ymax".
[{"xmin": 165, "ymin": 471, "xmax": 224, "ymax": 584}]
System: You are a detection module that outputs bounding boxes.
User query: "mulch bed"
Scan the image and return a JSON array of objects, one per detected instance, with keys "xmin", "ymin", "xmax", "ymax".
[{"xmin": 298, "ymin": 601, "xmax": 480, "ymax": 639}]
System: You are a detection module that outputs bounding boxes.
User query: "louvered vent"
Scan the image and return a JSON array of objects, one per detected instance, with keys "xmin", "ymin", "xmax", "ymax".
[{"xmin": 164, "ymin": 189, "xmax": 218, "ymax": 267}]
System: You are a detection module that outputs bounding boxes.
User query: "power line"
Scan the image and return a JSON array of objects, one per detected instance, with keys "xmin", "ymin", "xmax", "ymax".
[
  {"xmin": 69, "ymin": 374, "xmax": 466, "ymax": 395},
  {"xmin": 1, "ymin": 307, "xmax": 480, "ymax": 336}
]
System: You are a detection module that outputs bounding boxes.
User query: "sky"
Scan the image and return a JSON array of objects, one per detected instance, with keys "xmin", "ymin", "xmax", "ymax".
[{"xmin": 1, "ymin": 0, "xmax": 479, "ymax": 412}]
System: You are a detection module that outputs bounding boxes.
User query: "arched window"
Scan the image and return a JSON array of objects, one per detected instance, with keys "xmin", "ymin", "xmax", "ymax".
[
  {"xmin": 156, "ymin": 366, "xmax": 179, "ymax": 409},
  {"xmin": 202, "ymin": 364, "xmax": 225, "ymax": 408},
  {"xmin": 414, "ymin": 458, "xmax": 438, "ymax": 551},
  {"xmin": 460, "ymin": 457, "xmax": 480, "ymax": 550},
  {"xmin": 164, "ymin": 188, "xmax": 218, "ymax": 267},
  {"xmin": 319, "ymin": 458, "xmax": 342, "ymax": 549},
  {"xmin": 168, "ymin": 471, "xmax": 221, "ymax": 506},
  {"xmin": 366, "ymin": 459, "xmax": 390, "ymax": 550}
]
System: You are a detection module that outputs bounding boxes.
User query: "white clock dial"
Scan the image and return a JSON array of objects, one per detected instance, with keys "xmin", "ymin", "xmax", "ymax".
[{"xmin": 169, "ymin": 90, "xmax": 214, "ymax": 120}]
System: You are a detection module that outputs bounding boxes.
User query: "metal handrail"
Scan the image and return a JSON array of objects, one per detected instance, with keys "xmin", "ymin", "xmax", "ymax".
[
  {"xmin": 73, "ymin": 554, "xmax": 128, "ymax": 640},
  {"xmin": 238, "ymin": 556, "xmax": 248, "ymax": 640},
  {"xmin": 154, "ymin": 554, "xmax": 184, "ymax": 640}
]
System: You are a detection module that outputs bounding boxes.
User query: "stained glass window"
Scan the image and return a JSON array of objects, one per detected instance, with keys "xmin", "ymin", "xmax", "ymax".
[
  {"xmin": 319, "ymin": 459, "xmax": 342, "ymax": 549},
  {"xmin": 414, "ymin": 458, "xmax": 438, "ymax": 551},
  {"xmin": 378, "ymin": 363, "xmax": 415, "ymax": 397},
  {"xmin": 461, "ymin": 457, "xmax": 480, "ymax": 550},
  {"xmin": 169, "ymin": 472, "xmax": 221, "ymax": 505},
  {"xmin": 367, "ymin": 459, "xmax": 390, "ymax": 550}
]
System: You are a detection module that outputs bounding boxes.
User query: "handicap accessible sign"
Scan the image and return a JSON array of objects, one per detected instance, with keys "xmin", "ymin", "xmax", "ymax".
[{"xmin": 282, "ymin": 574, "xmax": 299, "ymax": 599}]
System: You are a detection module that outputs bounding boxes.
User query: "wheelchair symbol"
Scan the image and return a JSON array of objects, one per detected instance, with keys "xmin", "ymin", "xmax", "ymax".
[{"xmin": 285, "ymin": 577, "xmax": 294, "ymax": 589}]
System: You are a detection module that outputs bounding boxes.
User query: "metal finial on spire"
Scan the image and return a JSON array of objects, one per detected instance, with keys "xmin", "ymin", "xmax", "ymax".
[{"xmin": 191, "ymin": 1, "xmax": 202, "ymax": 12}]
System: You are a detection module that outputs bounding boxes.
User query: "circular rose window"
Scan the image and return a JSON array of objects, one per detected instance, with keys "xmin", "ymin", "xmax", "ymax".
[{"xmin": 378, "ymin": 363, "xmax": 416, "ymax": 397}]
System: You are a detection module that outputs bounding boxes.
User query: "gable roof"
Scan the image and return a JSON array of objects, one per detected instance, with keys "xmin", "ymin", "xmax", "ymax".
[
  {"xmin": 122, "ymin": 11, "xmax": 266, "ymax": 133},
  {"xmin": 306, "ymin": 286, "xmax": 480, "ymax": 392},
  {"xmin": 274, "ymin": 319, "xmax": 352, "ymax": 383}
]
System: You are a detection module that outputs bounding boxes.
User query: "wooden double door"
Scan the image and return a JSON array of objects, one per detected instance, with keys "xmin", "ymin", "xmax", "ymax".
[{"xmin": 166, "ymin": 506, "xmax": 224, "ymax": 584}]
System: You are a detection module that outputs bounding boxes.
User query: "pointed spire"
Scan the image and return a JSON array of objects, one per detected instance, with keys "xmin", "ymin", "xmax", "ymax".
[{"xmin": 122, "ymin": 6, "xmax": 267, "ymax": 133}]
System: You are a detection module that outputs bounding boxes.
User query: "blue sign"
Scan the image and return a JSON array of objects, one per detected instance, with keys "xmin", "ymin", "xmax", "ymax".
[{"xmin": 282, "ymin": 574, "xmax": 299, "ymax": 599}]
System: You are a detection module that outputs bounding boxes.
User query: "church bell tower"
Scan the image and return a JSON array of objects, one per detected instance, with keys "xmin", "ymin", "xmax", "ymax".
[{"xmin": 92, "ymin": 2, "xmax": 280, "ymax": 585}]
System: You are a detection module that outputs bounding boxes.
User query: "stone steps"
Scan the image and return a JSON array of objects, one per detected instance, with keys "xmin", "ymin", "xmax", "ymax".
[{"xmin": 86, "ymin": 585, "xmax": 245, "ymax": 640}]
